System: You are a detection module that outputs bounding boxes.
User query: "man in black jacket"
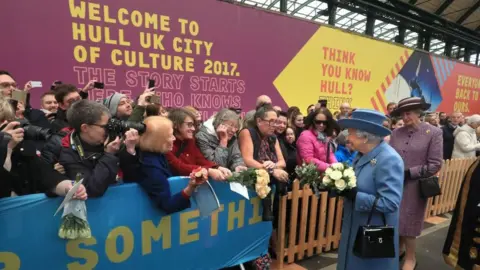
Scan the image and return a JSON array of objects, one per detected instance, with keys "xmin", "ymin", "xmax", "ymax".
[
  {"xmin": 442, "ymin": 112, "xmax": 462, "ymax": 160},
  {"xmin": 42, "ymin": 83, "xmax": 91, "ymax": 164},
  {"xmin": 50, "ymin": 84, "xmax": 83, "ymax": 132},
  {"xmin": 0, "ymin": 108, "xmax": 87, "ymax": 199},
  {"xmin": 58, "ymin": 99, "xmax": 139, "ymax": 197}
]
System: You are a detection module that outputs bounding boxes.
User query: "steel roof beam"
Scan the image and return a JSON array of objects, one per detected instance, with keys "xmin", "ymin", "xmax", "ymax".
[
  {"xmin": 435, "ymin": 0, "xmax": 454, "ymax": 15},
  {"xmin": 267, "ymin": 0, "xmax": 280, "ymax": 9},
  {"xmin": 457, "ymin": 0, "xmax": 480, "ymax": 24},
  {"xmin": 290, "ymin": 0, "xmax": 316, "ymax": 15}
]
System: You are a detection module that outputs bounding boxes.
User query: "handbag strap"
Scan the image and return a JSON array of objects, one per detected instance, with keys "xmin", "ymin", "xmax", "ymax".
[
  {"xmin": 366, "ymin": 197, "xmax": 387, "ymax": 226},
  {"xmin": 175, "ymin": 141, "xmax": 187, "ymax": 158},
  {"xmin": 326, "ymin": 140, "xmax": 330, "ymax": 164}
]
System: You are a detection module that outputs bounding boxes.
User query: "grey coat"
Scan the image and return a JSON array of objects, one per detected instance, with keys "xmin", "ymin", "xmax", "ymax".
[{"xmin": 195, "ymin": 120, "xmax": 245, "ymax": 171}]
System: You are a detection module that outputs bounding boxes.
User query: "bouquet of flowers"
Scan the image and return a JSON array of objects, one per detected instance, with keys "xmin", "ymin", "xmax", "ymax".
[
  {"xmin": 227, "ymin": 168, "xmax": 271, "ymax": 199},
  {"xmin": 322, "ymin": 162, "xmax": 356, "ymax": 193},
  {"xmin": 295, "ymin": 162, "xmax": 323, "ymax": 197},
  {"xmin": 56, "ymin": 173, "xmax": 91, "ymax": 240}
]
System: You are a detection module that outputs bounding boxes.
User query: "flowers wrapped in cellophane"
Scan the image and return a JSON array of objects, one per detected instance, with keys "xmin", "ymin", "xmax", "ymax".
[
  {"xmin": 56, "ymin": 174, "xmax": 91, "ymax": 240},
  {"xmin": 227, "ymin": 168, "xmax": 271, "ymax": 199},
  {"xmin": 295, "ymin": 162, "xmax": 323, "ymax": 197}
]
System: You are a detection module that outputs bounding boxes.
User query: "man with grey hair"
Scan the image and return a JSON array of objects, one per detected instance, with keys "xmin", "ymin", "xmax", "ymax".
[
  {"xmin": 452, "ymin": 114, "xmax": 480, "ymax": 158},
  {"xmin": 339, "ymin": 102, "xmax": 351, "ymax": 118},
  {"xmin": 442, "ymin": 111, "xmax": 462, "ymax": 159},
  {"xmin": 58, "ymin": 99, "xmax": 140, "ymax": 197},
  {"xmin": 244, "ymin": 95, "xmax": 273, "ymax": 129},
  {"xmin": 196, "ymin": 108, "xmax": 246, "ymax": 172}
]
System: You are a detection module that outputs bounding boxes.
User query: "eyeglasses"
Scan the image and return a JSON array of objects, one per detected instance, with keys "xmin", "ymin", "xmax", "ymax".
[
  {"xmin": 0, "ymin": 82, "xmax": 17, "ymax": 89},
  {"xmin": 91, "ymin": 123, "xmax": 108, "ymax": 129},
  {"xmin": 223, "ymin": 122, "xmax": 239, "ymax": 131},
  {"xmin": 262, "ymin": 119, "xmax": 278, "ymax": 127},
  {"xmin": 184, "ymin": 121, "xmax": 195, "ymax": 128},
  {"xmin": 314, "ymin": 120, "xmax": 328, "ymax": 125}
]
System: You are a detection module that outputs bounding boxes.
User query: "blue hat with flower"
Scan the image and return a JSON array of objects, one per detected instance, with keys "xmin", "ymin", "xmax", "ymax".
[{"xmin": 337, "ymin": 109, "xmax": 391, "ymax": 137}]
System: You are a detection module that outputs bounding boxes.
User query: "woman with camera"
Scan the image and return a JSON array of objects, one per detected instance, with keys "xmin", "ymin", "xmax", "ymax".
[
  {"xmin": 0, "ymin": 97, "xmax": 87, "ymax": 199},
  {"xmin": 58, "ymin": 99, "xmax": 139, "ymax": 198}
]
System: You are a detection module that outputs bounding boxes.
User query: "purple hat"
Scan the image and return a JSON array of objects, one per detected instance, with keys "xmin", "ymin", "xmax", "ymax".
[{"xmin": 390, "ymin": 97, "xmax": 431, "ymax": 117}]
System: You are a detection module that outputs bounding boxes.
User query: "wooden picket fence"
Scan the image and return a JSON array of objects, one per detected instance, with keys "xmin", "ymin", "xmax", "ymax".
[
  {"xmin": 424, "ymin": 157, "xmax": 476, "ymax": 219},
  {"xmin": 274, "ymin": 157, "xmax": 477, "ymax": 269}
]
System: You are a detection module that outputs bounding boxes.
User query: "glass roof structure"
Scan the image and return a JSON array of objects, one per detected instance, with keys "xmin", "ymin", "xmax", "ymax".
[{"xmin": 233, "ymin": 0, "xmax": 480, "ymax": 65}]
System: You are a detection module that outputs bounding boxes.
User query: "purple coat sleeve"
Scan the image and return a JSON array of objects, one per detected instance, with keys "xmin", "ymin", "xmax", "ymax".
[{"xmin": 409, "ymin": 128, "xmax": 443, "ymax": 179}]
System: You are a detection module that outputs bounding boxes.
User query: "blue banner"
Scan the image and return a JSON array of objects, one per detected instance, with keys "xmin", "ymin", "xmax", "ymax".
[{"xmin": 0, "ymin": 178, "xmax": 271, "ymax": 270}]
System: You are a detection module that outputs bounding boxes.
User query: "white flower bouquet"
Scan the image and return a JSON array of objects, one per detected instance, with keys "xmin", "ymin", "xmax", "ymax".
[
  {"xmin": 322, "ymin": 162, "xmax": 356, "ymax": 194},
  {"xmin": 227, "ymin": 168, "xmax": 271, "ymax": 199},
  {"xmin": 295, "ymin": 162, "xmax": 323, "ymax": 197},
  {"xmin": 55, "ymin": 174, "xmax": 91, "ymax": 240}
]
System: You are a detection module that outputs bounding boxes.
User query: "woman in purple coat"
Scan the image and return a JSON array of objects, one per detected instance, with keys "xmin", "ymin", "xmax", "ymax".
[{"xmin": 389, "ymin": 97, "xmax": 443, "ymax": 270}]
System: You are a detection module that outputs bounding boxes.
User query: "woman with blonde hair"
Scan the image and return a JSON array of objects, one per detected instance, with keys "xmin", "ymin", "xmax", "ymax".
[{"xmin": 123, "ymin": 116, "xmax": 206, "ymax": 214}]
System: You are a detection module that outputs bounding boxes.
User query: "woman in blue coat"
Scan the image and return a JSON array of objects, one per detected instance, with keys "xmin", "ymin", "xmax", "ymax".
[
  {"xmin": 336, "ymin": 109, "xmax": 404, "ymax": 270},
  {"xmin": 123, "ymin": 116, "xmax": 206, "ymax": 214}
]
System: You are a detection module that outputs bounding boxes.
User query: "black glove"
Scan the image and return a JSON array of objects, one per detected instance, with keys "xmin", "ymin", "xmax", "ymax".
[{"xmin": 339, "ymin": 187, "xmax": 358, "ymax": 200}]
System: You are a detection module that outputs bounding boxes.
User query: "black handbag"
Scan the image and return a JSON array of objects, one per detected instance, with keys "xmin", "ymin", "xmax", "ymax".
[
  {"xmin": 418, "ymin": 166, "xmax": 441, "ymax": 199},
  {"xmin": 353, "ymin": 197, "xmax": 395, "ymax": 258}
]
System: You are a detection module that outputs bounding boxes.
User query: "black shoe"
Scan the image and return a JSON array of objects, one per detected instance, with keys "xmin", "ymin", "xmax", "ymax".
[{"xmin": 262, "ymin": 197, "xmax": 274, "ymax": 221}]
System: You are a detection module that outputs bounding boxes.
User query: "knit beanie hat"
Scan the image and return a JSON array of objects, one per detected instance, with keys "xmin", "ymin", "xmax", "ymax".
[{"xmin": 103, "ymin": 93, "xmax": 126, "ymax": 117}]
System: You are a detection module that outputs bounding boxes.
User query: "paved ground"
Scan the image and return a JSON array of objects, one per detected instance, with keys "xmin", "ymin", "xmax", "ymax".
[{"xmin": 273, "ymin": 214, "xmax": 453, "ymax": 270}]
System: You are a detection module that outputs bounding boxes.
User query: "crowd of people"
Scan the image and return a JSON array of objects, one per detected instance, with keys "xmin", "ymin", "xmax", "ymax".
[{"xmin": 1, "ymin": 69, "xmax": 480, "ymax": 270}]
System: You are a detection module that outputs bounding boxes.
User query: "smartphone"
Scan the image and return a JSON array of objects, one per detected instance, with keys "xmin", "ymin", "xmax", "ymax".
[
  {"xmin": 8, "ymin": 99, "xmax": 18, "ymax": 112},
  {"xmin": 94, "ymin": 82, "xmax": 105, "ymax": 89},
  {"xmin": 12, "ymin": 90, "xmax": 27, "ymax": 104},
  {"xmin": 30, "ymin": 81, "xmax": 42, "ymax": 88},
  {"xmin": 318, "ymin": 99, "xmax": 328, "ymax": 108},
  {"xmin": 51, "ymin": 80, "xmax": 62, "ymax": 90},
  {"xmin": 148, "ymin": 79, "xmax": 155, "ymax": 89}
]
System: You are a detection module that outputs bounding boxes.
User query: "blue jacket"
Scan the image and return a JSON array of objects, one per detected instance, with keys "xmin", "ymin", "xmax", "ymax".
[
  {"xmin": 125, "ymin": 151, "xmax": 191, "ymax": 214},
  {"xmin": 337, "ymin": 142, "xmax": 404, "ymax": 270},
  {"xmin": 334, "ymin": 145, "xmax": 357, "ymax": 165}
]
